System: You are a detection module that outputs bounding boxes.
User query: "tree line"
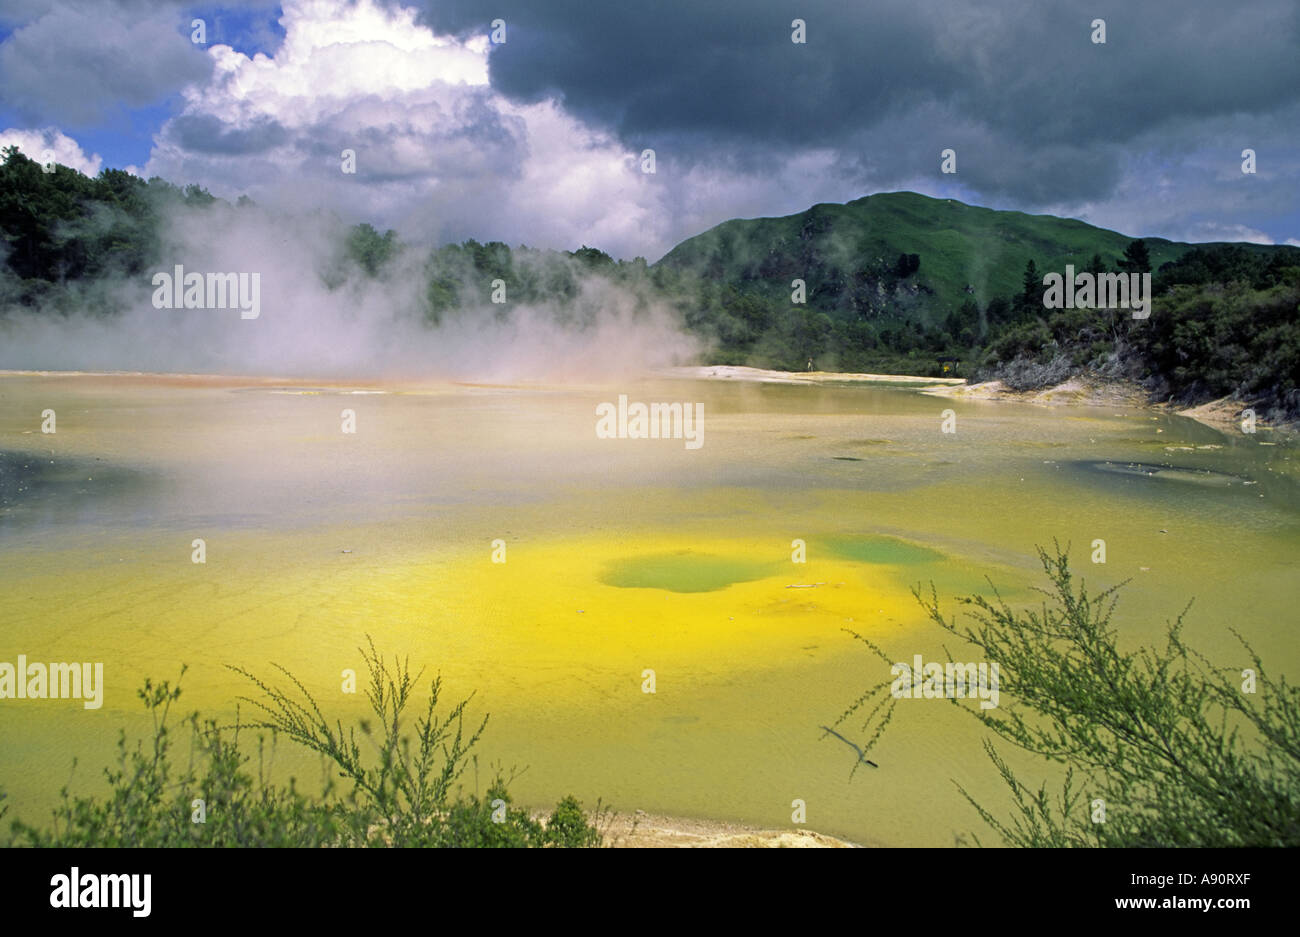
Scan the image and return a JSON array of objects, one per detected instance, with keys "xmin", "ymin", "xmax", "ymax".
[{"xmin": 4, "ymin": 147, "xmax": 1299, "ymax": 419}]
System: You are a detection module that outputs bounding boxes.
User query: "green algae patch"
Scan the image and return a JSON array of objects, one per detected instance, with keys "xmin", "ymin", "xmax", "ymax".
[
  {"xmin": 600, "ymin": 551, "xmax": 777, "ymax": 593},
  {"xmin": 826, "ymin": 535, "xmax": 944, "ymax": 566}
]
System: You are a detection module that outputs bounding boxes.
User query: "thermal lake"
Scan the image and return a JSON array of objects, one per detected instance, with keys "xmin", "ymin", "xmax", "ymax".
[{"xmin": 1, "ymin": 371, "xmax": 1297, "ymax": 846}]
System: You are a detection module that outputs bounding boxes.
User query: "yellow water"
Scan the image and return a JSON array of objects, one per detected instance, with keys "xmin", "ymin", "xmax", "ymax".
[{"xmin": 1, "ymin": 372, "xmax": 1297, "ymax": 845}]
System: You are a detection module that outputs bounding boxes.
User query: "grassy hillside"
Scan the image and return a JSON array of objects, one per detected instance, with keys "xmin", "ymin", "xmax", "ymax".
[{"xmin": 657, "ymin": 191, "xmax": 1261, "ymax": 323}]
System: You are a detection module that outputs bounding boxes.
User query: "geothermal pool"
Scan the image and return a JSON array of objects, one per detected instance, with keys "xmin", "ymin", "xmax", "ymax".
[{"xmin": 1, "ymin": 372, "xmax": 1297, "ymax": 846}]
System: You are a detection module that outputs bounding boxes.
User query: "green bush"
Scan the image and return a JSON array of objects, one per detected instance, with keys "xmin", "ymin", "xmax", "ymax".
[
  {"xmin": 836, "ymin": 544, "xmax": 1300, "ymax": 846},
  {"xmin": 6, "ymin": 640, "xmax": 603, "ymax": 848}
]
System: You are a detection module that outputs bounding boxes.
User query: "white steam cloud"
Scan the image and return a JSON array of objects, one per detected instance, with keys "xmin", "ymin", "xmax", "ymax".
[{"xmin": 0, "ymin": 200, "xmax": 703, "ymax": 380}]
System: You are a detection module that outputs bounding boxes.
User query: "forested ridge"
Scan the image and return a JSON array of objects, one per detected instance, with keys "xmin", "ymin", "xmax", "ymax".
[{"xmin": 3, "ymin": 147, "xmax": 1298, "ymax": 419}]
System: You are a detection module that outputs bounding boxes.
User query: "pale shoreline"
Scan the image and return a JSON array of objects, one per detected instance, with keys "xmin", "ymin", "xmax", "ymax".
[
  {"xmin": 917, "ymin": 374, "xmax": 1284, "ymax": 433},
  {"xmin": 0, "ymin": 365, "xmax": 966, "ymax": 388},
  {"xmin": 664, "ymin": 365, "xmax": 1282, "ymax": 434},
  {"xmin": 2, "ymin": 365, "xmax": 1278, "ymax": 433},
  {"xmin": 660, "ymin": 364, "xmax": 964, "ymax": 385},
  {"xmin": 588, "ymin": 811, "xmax": 864, "ymax": 848}
]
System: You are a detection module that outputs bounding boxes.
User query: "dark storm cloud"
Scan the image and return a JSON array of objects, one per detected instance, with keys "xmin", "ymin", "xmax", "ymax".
[
  {"xmin": 411, "ymin": 0, "xmax": 1300, "ymax": 207},
  {"xmin": 417, "ymin": 0, "xmax": 963, "ymax": 147}
]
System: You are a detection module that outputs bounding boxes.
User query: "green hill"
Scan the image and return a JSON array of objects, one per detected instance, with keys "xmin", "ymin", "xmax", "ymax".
[{"xmin": 655, "ymin": 191, "xmax": 1267, "ymax": 324}]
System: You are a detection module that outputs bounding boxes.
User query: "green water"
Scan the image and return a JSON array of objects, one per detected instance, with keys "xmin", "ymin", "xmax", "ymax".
[
  {"xmin": 601, "ymin": 552, "xmax": 778, "ymax": 592},
  {"xmin": 827, "ymin": 535, "xmax": 944, "ymax": 565}
]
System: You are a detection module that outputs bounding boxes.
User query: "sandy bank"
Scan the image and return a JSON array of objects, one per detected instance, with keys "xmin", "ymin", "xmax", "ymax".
[
  {"xmin": 671, "ymin": 366, "xmax": 1266, "ymax": 433},
  {"xmin": 919, "ymin": 375, "xmax": 1286, "ymax": 434},
  {"xmin": 919, "ymin": 376, "xmax": 1150, "ymax": 408},
  {"xmin": 663, "ymin": 365, "xmax": 963, "ymax": 386},
  {"xmin": 596, "ymin": 811, "xmax": 861, "ymax": 848},
  {"xmin": 1173, "ymin": 396, "xmax": 1269, "ymax": 431}
]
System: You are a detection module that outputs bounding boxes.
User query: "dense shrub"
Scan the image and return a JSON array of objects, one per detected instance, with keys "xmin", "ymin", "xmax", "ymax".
[
  {"xmin": 6, "ymin": 641, "xmax": 603, "ymax": 848},
  {"xmin": 834, "ymin": 545, "xmax": 1300, "ymax": 846}
]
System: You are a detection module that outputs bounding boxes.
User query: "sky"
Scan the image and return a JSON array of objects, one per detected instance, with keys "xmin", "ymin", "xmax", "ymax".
[{"xmin": 1, "ymin": 0, "xmax": 1297, "ymax": 260}]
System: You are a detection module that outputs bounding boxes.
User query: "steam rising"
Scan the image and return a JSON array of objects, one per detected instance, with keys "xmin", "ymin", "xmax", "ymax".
[{"xmin": 0, "ymin": 199, "xmax": 703, "ymax": 381}]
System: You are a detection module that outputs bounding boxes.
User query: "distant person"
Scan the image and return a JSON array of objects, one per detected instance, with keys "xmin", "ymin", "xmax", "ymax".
[{"xmin": 806, "ymin": 358, "xmax": 814, "ymax": 371}]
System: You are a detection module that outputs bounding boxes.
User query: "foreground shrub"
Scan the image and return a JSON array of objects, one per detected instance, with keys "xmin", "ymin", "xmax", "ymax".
[
  {"xmin": 8, "ymin": 640, "xmax": 602, "ymax": 847},
  {"xmin": 836, "ymin": 544, "xmax": 1300, "ymax": 846}
]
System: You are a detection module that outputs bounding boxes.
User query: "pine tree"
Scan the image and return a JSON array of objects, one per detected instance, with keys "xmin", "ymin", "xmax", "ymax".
[
  {"xmin": 1120, "ymin": 239, "xmax": 1151, "ymax": 274},
  {"xmin": 1017, "ymin": 258, "xmax": 1040, "ymax": 318}
]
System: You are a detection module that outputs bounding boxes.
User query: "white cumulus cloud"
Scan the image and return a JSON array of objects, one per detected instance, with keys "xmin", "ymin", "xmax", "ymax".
[
  {"xmin": 0, "ymin": 126, "xmax": 102, "ymax": 175},
  {"xmin": 142, "ymin": 0, "xmax": 670, "ymax": 258}
]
